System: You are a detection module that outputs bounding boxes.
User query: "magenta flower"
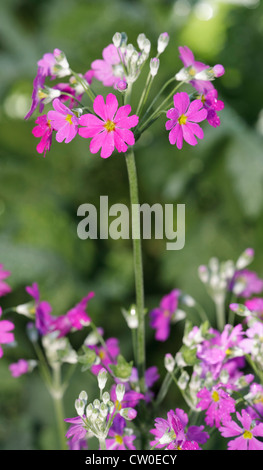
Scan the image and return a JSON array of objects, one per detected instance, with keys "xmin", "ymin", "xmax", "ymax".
[
  {"xmin": 47, "ymin": 98, "xmax": 79, "ymax": 143},
  {"xmin": 196, "ymin": 385, "xmax": 236, "ymax": 428},
  {"xmin": 78, "ymin": 93, "xmax": 139, "ymax": 159},
  {"xmin": 219, "ymin": 409, "xmax": 263, "ymax": 450},
  {"xmin": 65, "ymin": 415, "xmax": 87, "ymax": 447},
  {"xmin": 245, "ymin": 297, "xmax": 263, "ymax": 320},
  {"xmin": 165, "ymin": 92, "xmax": 207, "ymax": 150},
  {"xmin": 178, "ymin": 46, "xmax": 213, "ymax": 90},
  {"xmin": 32, "ymin": 114, "xmax": 53, "ymax": 157},
  {"xmin": 0, "ymin": 264, "xmax": 12, "ymax": 297},
  {"xmin": 149, "ymin": 289, "xmax": 181, "ymax": 341},
  {"xmin": 150, "ymin": 409, "xmax": 201, "ymax": 450},
  {"xmin": 106, "ymin": 415, "xmax": 136, "ymax": 450},
  {"xmin": 9, "ymin": 359, "xmax": 29, "ymax": 377},
  {"xmin": 37, "ymin": 48, "xmax": 62, "ymax": 78},
  {"xmin": 195, "ymin": 86, "xmax": 224, "ymax": 128},
  {"xmin": 26, "ymin": 282, "xmax": 94, "ymax": 337},
  {"xmin": 91, "ymin": 44, "xmax": 125, "ymax": 88},
  {"xmin": 110, "ymin": 383, "xmax": 144, "ymax": 410},
  {"xmin": 229, "ymin": 269, "xmax": 263, "ymax": 298},
  {"xmin": 0, "ymin": 307, "xmax": 15, "ymax": 358}
]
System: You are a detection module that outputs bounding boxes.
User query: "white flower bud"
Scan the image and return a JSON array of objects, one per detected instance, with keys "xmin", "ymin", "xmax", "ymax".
[
  {"xmin": 98, "ymin": 368, "xmax": 108, "ymax": 391},
  {"xmin": 137, "ymin": 33, "xmax": 147, "ymax": 50},
  {"xmin": 157, "ymin": 32, "xmax": 170, "ymax": 54},
  {"xmin": 116, "ymin": 383, "xmax": 125, "ymax": 403},
  {"xmin": 164, "ymin": 353, "xmax": 175, "ymax": 373},
  {"xmin": 150, "ymin": 57, "xmax": 160, "ymax": 77},
  {"xmin": 112, "ymin": 32, "xmax": 122, "ymax": 48}
]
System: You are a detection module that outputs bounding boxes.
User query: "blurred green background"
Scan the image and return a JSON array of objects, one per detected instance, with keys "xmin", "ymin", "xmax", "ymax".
[{"xmin": 0, "ymin": 0, "xmax": 263, "ymax": 450}]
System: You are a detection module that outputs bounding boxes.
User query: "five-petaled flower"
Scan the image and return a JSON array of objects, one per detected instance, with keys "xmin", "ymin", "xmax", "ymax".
[
  {"xmin": 165, "ymin": 92, "xmax": 207, "ymax": 150},
  {"xmin": 219, "ymin": 409, "xmax": 263, "ymax": 450},
  {"xmin": 78, "ymin": 93, "xmax": 139, "ymax": 158},
  {"xmin": 47, "ymin": 98, "xmax": 80, "ymax": 143}
]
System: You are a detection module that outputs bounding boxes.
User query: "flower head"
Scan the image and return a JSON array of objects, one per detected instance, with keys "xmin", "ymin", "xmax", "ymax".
[
  {"xmin": 195, "ymin": 87, "xmax": 224, "ymax": 128},
  {"xmin": 229, "ymin": 269, "xmax": 263, "ymax": 298},
  {"xmin": 78, "ymin": 93, "xmax": 139, "ymax": 158},
  {"xmin": 91, "ymin": 44, "xmax": 125, "ymax": 88},
  {"xmin": 165, "ymin": 92, "xmax": 207, "ymax": 150},
  {"xmin": 32, "ymin": 114, "xmax": 53, "ymax": 157},
  {"xmin": 196, "ymin": 385, "xmax": 236, "ymax": 428},
  {"xmin": 0, "ymin": 307, "xmax": 15, "ymax": 358},
  {"xmin": 47, "ymin": 98, "xmax": 80, "ymax": 143},
  {"xmin": 219, "ymin": 409, "xmax": 263, "ymax": 450},
  {"xmin": 150, "ymin": 289, "xmax": 181, "ymax": 341}
]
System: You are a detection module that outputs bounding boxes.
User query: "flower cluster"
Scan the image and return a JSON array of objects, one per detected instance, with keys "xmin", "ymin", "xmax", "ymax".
[{"xmin": 25, "ymin": 32, "xmax": 224, "ymax": 159}]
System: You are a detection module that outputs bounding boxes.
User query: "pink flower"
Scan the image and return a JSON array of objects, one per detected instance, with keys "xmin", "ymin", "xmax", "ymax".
[
  {"xmin": 178, "ymin": 46, "xmax": 213, "ymax": 90},
  {"xmin": 32, "ymin": 114, "xmax": 53, "ymax": 157},
  {"xmin": 245, "ymin": 297, "xmax": 263, "ymax": 320},
  {"xmin": 195, "ymin": 86, "xmax": 224, "ymax": 128},
  {"xmin": 150, "ymin": 289, "xmax": 181, "ymax": 341},
  {"xmin": 78, "ymin": 93, "xmax": 139, "ymax": 158},
  {"xmin": 9, "ymin": 359, "xmax": 29, "ymax": 377},
  {"xmin": 150, "ymin": 409, "xmax": 202, "ymax": 450},
  {"xmin": 229, "ymin": 269, "xmax": 263, "ymax": 298},
  {"xmin": 0, "ymin": 307, "xmax": 15, "ymax": 358},
  {"xmin": 0, "ymin": 264, "xmax": 12, "ymax": 297},
  {"xmin": 106, "ymin": 415, "xmax": 136, "ymax": 450},
  {"xmin": 37, "ymin": 48, "xmax": 62, "ymax": 78},
  {"xmin": 219, "ymin": 409, "xmax": 263, "ymax": 450},
  {"xmin": 91, "ymin": 44, "xmax": 125, "ymax": 88},
  {"xmin": 196, "ymin": 385, "xmax": 236, "ymax": 428},
  {"xmin": 47, "ymin": 98, "xmax": 79, "ymax": 143},
  {"xmin": 165, "ymin": 92, "xmax": 207, "ymax": 150},
  {"xmin": 89, "ymin": 337, "xmax": 120, "ymax": 375}
]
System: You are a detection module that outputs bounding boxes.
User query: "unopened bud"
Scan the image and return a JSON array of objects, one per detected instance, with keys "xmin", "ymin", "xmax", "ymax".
[
  {"xmin": 137, "ymin": 33, "xmax": 147, "ymax": 50},
  {"xmin": 164, "ymin": 353, "xmax": 175, "ymax": 373},
  {"xmin": 236, "ymin": 248, "xmax": 254, "ymax": 270},
  {"xmin": 120, "ymin": 407, "xmax": 137, "ymax": 420},
  {"xmin": 150, "ymin": 57, "xmax": 160, "ymax": 77},
  {"xmin": 157, "ymin": 32, "xmax": 170, "ymax": 54},
  {"xmin": 98, "ymin": 368, "xmax": 108, "ymax": 391},
  {"xmin": 116, "ymin": 383, "xmax": 125, "ymax": 403},
  {"xmin": 75, "ymin": 398, "xmax": 85, "ymax": 416},
  {"xmin": 116, "ymin": 79, "xmax": 128, "ymax": 92},
  {"xmin": 112, "ymin": 32, "xmax": 122, "ymax": 48}
]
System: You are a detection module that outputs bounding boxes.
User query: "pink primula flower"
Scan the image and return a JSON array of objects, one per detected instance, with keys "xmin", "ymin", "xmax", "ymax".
[
  {"xmin": 197, "ymin": 385, "xmax": 236, "ymax": 428},
  {"xmin": 91, "ymin": 44, "xmax": 125, "ymax": 88},
  {"xmin": 166, "ymin": 92, "xmax": 207, "ymax": 150},
  {"xmin": 0, "ymin": 307, "xmax": 15, "ymax": 358},
  {"xmin": 32, "ymin": 114, "xmax": 53, "ymax": 157},
  {"xmin": 78, "ymin": 93, "xmax": 139, "ymax": 158},
  {"xmin": 47, "ymin": 98, "xmax": 79, "ymax": 143},
  {"xmin": 150, "ymin": 289, "xmax": 181, "ymax": 341},
  {"xmin": 219, "ymin": 409, "xmax": 263, "ymax": 450}
]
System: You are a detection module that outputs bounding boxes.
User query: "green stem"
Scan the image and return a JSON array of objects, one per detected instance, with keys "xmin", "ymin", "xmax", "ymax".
[
  {"xmin": 51, "ymin": 364, "xmax": 67, "ymax": 450},
  {"xmin": 125, "ymin": 147, "xmax": 145, "ymax": 393},
  {"xmin": 214, "ymin": 296, "xmax": 225, "ymax": 331},
  {"xmin": 99, "ymin": 437, "xmax": 106, "ymax": 450}
]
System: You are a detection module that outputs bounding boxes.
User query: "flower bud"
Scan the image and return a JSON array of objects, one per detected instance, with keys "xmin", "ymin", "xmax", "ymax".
[
  {"xmin": 236, "ymin": 248, "xmax": 254, "ymax": 270},
  {"xmin": 164, "ymin": 353, "xmax": 175, "ymax": 373},
  {"xmin": 137, "ymin": 33, "xmax": 147, "ymax": 50},
  {"xmin": 157, "ymin": 32, "xmax": 170, "ymax": 54},
  {"xmin": 75, "ymin": 398, "xmax": 85, "ymax": 416},
  {"xmin": 98, "ymin": 368, "xmax": 108, "ymax": 391},
  {"xmin": 112, "ymin": 32, "xmax": 122, "ymax": 48},
  {"xmin": 150, "ymin": 57, "xmax": 160, "ymax": 77},
  {"xmin": 116, "ymin": 383, "xmax": 125, "ymax": 403},
  {"xmin": 116, "ymin": 79, "xmax": 128, "ymax": 92},
  {"xmin": 120, "ymin": 407, "xmax": 137, "ymax": 420}
]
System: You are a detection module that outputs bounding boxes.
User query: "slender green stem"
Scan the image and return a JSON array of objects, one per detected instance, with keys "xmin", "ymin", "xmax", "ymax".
[
  {"xmin": 214, "ymin": 297, "xmax": 225, "ymax": 331},
  {"xmin": 51, "ymin": 364, "xmax": 67, "ymax": 450},
  {"xmin": 125, "ymin": 147, "xmax": 145, "ymax": 393},
  {"xmin": 70, "ymin": 70, "xmax": 96, "ymax": 102},
  {"xmin": 99, "ymin": 437, "xmax": 106, "ymax": 450}
]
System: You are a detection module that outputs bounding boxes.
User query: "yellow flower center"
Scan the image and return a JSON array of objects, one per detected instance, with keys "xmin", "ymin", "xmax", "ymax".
[
  {"xmin": 115, "ymin": 434, "xmax": 123, "ymax": 445},
  {"xmin": 243, "ymin": 430, "xmax": 253, "ymax": 440},
  {"xmin": 66, "ymin": 114, "xmax": 73, "ymax": 124},
  {"xmin": 38, "ymin": 90, "xmax": 48, "ymax": 100},
  {"xmin": 178, "ymin": 114, "xmax": 187, "ymax": 125},
  {"xmin": 201, "ymin": 94, "xmax": 206, "ymax": 104},
  {"xmin": 188, "ymin": 67, "xmax": 196, "ymax": 77},
  {"xmin": 163, "ymin": 309, "xmax": 170, "ymax": 317},
  {"xmin": 225, "ymin": 348, "xmax": 231, "ymax": 355},
  {"xmin": 104, "ymin": 120, "xmax": 116, "ymax": 132},
  {"xmin": 212, "ymin": 391, "xmax": 220, "ymax": 402},
  {"xmin": 99, "ymin": 350, "xmax": 105, "ymax": 360},
  {"xmin": 254, "ymin": 395, "xmax": 263, "ymax": 404}
]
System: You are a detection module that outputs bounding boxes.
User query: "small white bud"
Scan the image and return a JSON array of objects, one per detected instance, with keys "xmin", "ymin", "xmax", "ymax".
[
  {"xmin": 97, "ymin": 368, "xmax": 108, "ymax": 391},
  {"xmin": 164, "ymin": 353, "xmax": 175, "ymax": 373},
  {"xmin": 150, "ymin": 57, "xmax": 160, "ymax": 77},
  {"xmin": 157, "ymin": 32, "xmax": 170, "ymax": 54},
  {"xmin": 137, "ymin": 33, "xmax": 147, "ymax": 50},
  {"xmin": 112, "ymin": 32, "xmax": 122, "ymax": 48},
  {"xmin": 116, "ymin": 383, "xmax": 125, "ymax": 403}
]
